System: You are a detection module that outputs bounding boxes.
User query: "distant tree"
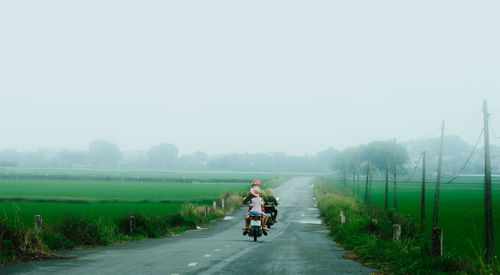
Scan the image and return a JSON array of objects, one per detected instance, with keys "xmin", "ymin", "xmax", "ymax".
[
  {"xmin": 0, "ymin": 160, "xmax": 17, "ymax": 167},
  {"xmin": 332, "ymin": 141, "xmax": 408, "ymax": 175},
  {"xmin": 315, "ymin": 147, "xmax": 339, "ymax": 170},
  {"xmin": 147, "ymin": 143, "xmax": 178, "ymax": 168},
  {"xmin": 179, "ymin": 151, "xmax": 208, "ymax": 169},
  {"xmin": 0, "ymin": 149, "xmax": 20, "ymax": 165},
  {"xmin": 55, "ymin": 150, "xmax": 88, "ymax": 167},
  {"xmin": 88, "ymin": 140, "xmax": 122, "ymax": 167},
  {"xmin": 361, "ymin": 141, "xmax": 409, "ymax": 174}
]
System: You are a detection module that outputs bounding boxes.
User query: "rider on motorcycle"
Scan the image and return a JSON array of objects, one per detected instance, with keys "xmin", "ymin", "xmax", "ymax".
[
  {"xmin": 264, "ymin": 188, "xmax": 278, "ymax": 224},
  {"xmin": 242, "ymin": 180, "xmax": 268, "ymax": 235}
]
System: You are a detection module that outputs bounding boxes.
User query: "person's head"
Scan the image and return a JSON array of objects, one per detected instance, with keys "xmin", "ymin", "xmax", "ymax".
[
  {"xmin": 252, "ymin": 179, "xmax": 261, "ymax": 187},
  {"xmin": 266, "ymin": 188, "xmax": 275, "ymax": 197},
  {"xmin": 250, "ymin": 187, "xmax": 260, "ymax": 197}
]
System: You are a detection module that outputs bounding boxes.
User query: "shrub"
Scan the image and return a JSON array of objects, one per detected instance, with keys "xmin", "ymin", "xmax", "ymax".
[
  {"xmin": 58, "ymin": 215, "xmax": 107, "ymax": 247},
  {"xmin": 314, "ymin": 177, "xmax": 489, "ymax": 274},
  {"xmin": 0, "ymin": 223, "xmax": 45, "ymax": 264},
  {"xmin": 118, "ymin": 213, "xmax": 170, "ymax": 238}
]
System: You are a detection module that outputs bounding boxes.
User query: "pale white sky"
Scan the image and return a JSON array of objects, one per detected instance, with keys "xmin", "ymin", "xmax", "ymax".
[{"xmin": 1, "ymin": 1, "xmax": 499, "ymax": 155}]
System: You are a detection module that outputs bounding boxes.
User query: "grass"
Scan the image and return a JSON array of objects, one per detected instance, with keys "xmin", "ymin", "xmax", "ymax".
[
  {"xmin": 0, "ymin": 202, "xmax": 183, "ymax": 227},
  {"xmin": 0, "ymin": 171, "xmax": 286, "ymax": 264},
  {"xmin": 0, "ymin": 179, "xmax": 250, "ymax": 201},
  {"xmin": 357, "ymin": 179, "xmax": 500, "ymax": 260},
  {"xmin": 317, "ymin": 176, "xmax": 500, "ymax": 274}
]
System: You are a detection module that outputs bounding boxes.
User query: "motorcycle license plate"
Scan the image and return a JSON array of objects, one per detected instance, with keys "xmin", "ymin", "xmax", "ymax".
[{"xmin": 250, "ymin": 220, "xmax": 261, "ymax": 226}]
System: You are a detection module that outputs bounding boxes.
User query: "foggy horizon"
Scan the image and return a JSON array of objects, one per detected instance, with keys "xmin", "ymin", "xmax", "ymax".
[{"xmin": 2, "ymin": 1, "xmax": 500, "ymax": 156}]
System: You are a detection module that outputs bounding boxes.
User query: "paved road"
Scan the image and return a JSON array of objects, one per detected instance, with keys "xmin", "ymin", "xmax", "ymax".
[{"xmin": 1, "ymin": 177, "xmax": 376, "ymax": 275}]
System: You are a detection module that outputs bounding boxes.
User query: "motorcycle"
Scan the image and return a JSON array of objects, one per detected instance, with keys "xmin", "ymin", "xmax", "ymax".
[
  {"xmin": 264, "ymin": 196, "xmax": 279, "ymax": 229},
  {"xmin": 264, "ymin": 204, "xmax": 276, "ymax": 228},
  {"xmin": 247, "ymin": 212, "xmax": 264, "ymax": 242}
]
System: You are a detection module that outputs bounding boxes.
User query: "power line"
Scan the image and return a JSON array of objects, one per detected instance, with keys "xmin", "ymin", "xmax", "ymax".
[
  {"xmin": 489, "ymin": 121, "xmax": 500, "ymax": 139},
  {"xmin": 406, "ymin": 152, "xmax": 423, "ymax": 182},
  {"xmin": 445, "ymin": 128, "xmax": 484, "ymax": 184}
]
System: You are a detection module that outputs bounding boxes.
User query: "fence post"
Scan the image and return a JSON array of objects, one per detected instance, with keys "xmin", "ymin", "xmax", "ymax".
[
  {"xmin": 393, "ymin": 224, "xmax": 401, "ymax": 241},
  {"xmin": 221, "ymin": 198, "xmax": 225, "ymax": 210},
  {"xmin": 205, "ymin": 206, "xmax": 208, "ymax": 216},
  {"xmin": 213, "ymin": 201, "xmax": 217, "ymax": 209},
  {"xmin": 340, "ymin": 210, "xmax": 345, "ymax": 224},
  {"xmin": 34, "ymin": 215, "xmax": 42, "ymax": 233},
  {"xmin": 129, "ymin": 216, "xmax": 136, "ymax": 234},
  {"xmin": 432, "ymin": 227, "xmax": 443, "ymax": 256}
]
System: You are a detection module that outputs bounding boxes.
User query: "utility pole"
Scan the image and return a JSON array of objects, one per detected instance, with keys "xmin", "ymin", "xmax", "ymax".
[
  {"xmin": 421, "ymin": 150, "xmax": 426, "ymax": 233},
  {"xmin": 432, "ymin": 120, "xmax": 445, "ymax": 228},
  {"xmin": 352, "ymin": 162, "xmax": 356, "ymax": 195},
  {"xmin": 368, "ymin": 163, "xmax": 372, "ymax": 205},
  {"xmin": 483, "ymin": 100, "xmax": 494, "ymax": 264},
  {"xmin": 385, "ymin": 159, "xmax": 389, "ymax": 211},
  {"xmin": 357, "ymin": 153, "xmax": 361, "ymax": 195},
  {"xmin": 343, "ymin": 158, "xmax": 347, "ymax": 187},
  {"xmin": 364, "ymin": 160, "xmax": 370, "ymax": 205},
  {"xmin": 393, "ymin": 138, "xmax": 398, "ymax": 211},
  {"xmin": 365, "ymin": 148, "xmax": 373, "ymax": 205}
]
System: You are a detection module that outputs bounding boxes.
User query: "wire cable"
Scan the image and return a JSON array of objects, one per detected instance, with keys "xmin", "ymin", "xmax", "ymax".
[
  {"xmin": 406, "ymin": 152, "xmax": 423, "ymax": 182},
  {"xmin": 490, "ymin": 122, "xmax": 500, "ymax": 139},
  {"xmin": 445, "ymin": 128, "xmax": 484, "ymax": 184}
]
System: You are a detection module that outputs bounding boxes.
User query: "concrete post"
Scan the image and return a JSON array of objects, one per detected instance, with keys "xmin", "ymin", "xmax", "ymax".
[
  {"xmin": 393, "ymin": 224, "xmax": 401, "ymax": 241},
  {"xmin": 129, "ymin": 216, "xmax": 136, "ymax": 234},
  {"xmin": 221, "ymin": 198, "xmax": 225, "ymax": 210},
  {"xmin": 205, "ymin": 206, "xmax": 208, "ymax": 216},
  {"xmin": 340, "ymin": 210, "xmax": 345, "ymax": 224},
  {"xmin": 213, "ymin": 201, "xmax": 216, "ymax": 208},
  {"xmin": 34, "ymin": 215, "xmax": 42, "ymax": 233},
  {"xmin": 432, "ymin": 227, "xmax": 443, "ymax": 256}
]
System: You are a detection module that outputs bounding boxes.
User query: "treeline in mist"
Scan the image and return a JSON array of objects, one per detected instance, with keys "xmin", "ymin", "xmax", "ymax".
[
  {"xmin": 331, "ymin": 135, "xmax": 500, "ymax": 176},
  {"xmin": 0, "ymin": 141, "xmax": 339, "ymax": 173}
]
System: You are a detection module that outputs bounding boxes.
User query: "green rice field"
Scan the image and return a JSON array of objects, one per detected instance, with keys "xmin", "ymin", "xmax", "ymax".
[
  {"xmin": 0, "ymin": 170, "xmax": 283, "ymax": 227},
  {"xmin": 352, "ymin": 176, "xmax": 500, "ymax": 259}
]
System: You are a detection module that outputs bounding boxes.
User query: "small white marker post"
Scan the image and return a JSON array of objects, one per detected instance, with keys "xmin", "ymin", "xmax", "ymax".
[
  {"xmin": 130, "ymin": 216, "xmax": 136, "ymax": 234},
  {"xmin": 339, "ymin": 211, "xmax": 345, "ymax": 224},
  {"xmin": 393, "ymin": 224, "xmax": 401, "ymax": 241},
  {"xmin": 221, "ymin": 198, "xmax": 225, "ymax": 209},
  {"xmin": 34, "ymin": 215, "xmax": 42, "ymax": 233}
]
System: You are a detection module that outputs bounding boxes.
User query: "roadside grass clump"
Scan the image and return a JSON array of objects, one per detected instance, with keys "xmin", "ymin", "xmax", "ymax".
[
  {"xmin": 118, "ymin": 212, "xmax": 171, "ymax": 238},
  {"xmin": 0, "ymin": 222, "xmax": 47, "ymax": 264},
  {"xmin": 41, "ymin": 214, "xmax": 110, "ymax": 250},
  {"xmin": 315, "ymin": 177, "xmax": 499, "ymax": 274}
]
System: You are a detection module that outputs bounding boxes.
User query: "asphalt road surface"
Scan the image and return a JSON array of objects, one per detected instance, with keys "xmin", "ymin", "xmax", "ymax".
[{"xmin": 1, "ymin": 177, "xmax": 377, "ymax": 275}]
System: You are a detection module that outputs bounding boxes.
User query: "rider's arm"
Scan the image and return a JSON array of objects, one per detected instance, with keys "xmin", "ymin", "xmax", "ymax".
[
  {"xmin": 242, "ymin": 193, "xmax": 251, "ymax": 204},
  {"xmin": 268, "ymin": 196, "xmax": 278, "ymax": 205},
  {"xmin": 260, "ymin": 192, "xmax": 268, "ymax": 202}
]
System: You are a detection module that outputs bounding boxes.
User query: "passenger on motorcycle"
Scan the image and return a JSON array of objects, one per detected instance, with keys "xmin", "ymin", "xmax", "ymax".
[
  {"xmin": 242, "ymin": 179, "xmax": 268, "ymax": 204},
  {"xmin": 243, "ymin": 186, "xmax": 268, "ymax": 235},
  {"xmin": 264, "ymin": 188, "xmax": 278, "ymax": 223}
]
